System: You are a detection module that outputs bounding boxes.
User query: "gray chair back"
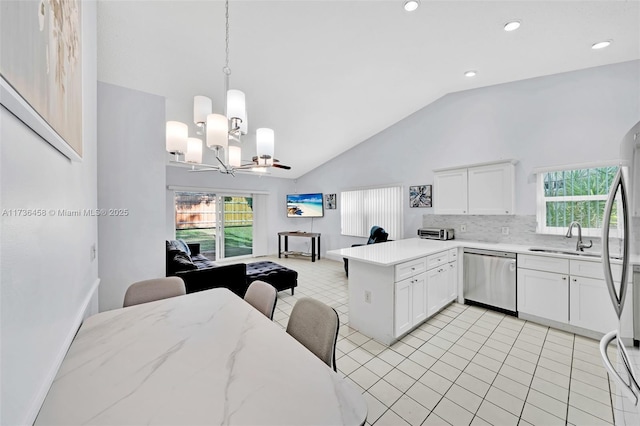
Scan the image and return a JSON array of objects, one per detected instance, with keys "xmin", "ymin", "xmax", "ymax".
[
  {"xmin": 286, "ymin": 297, "xmax": 339, "ymax": 371},
  {"xmin": 244, "ymin": 280, "xmax": 278, "ymax": 320},
  {"xmin": 123, "ymin": 277, "xmax": 186, "ymax": 307}
]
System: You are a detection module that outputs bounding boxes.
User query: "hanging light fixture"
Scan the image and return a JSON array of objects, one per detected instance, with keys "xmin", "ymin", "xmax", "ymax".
[{"xmin": 165, "ymin": 0, "xmax": 290, "ymax": 175}]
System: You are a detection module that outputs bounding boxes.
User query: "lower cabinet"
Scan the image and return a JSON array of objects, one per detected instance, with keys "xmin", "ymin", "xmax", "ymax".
[
  {"xmin": 517, "ymin": 267, "xmax": 569, "ymax": 323},
  {"xmin": 517, "ymin": 254, "xmax": 632, "ymax": 338},
  {"xmin": 394, "ymin": 272, "xmax": 426, "ymax": 336},
  {"xmin": 394, "ymin": 249, "xmax": 458, "ymax": 338}
]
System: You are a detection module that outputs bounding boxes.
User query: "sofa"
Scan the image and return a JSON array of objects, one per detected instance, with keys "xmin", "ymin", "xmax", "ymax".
[{"xmin": 166, "ymin": 240, "xmax": 298, "ymax": 296}]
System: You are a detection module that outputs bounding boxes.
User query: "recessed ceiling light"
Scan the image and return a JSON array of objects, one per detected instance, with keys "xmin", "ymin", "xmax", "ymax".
[
  {"xmin": 464, "ymin": 70, "xmax": 477, "ymax": 78},
  {"xmin": 592, "ymin": 40, "xmax": 612, "ymax": 50},
  {"xmin": 404, "ymin": 0, "xmax": 420, "ymax": 12},
  {"xmin": 504, "ymin": 21, "xmax": 521, "ymax": 32}
]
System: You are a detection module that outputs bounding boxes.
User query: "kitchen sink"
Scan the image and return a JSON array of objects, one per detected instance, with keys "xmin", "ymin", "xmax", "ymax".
[{"xmin": 528, "ymin": 247, "xmax": 622, "ymax": 260}]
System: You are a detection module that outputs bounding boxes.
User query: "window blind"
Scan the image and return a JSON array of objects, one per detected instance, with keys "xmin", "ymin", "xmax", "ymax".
[{"xmin": 341, "ymin": 186, "xmax": 403, "ymax": 239}]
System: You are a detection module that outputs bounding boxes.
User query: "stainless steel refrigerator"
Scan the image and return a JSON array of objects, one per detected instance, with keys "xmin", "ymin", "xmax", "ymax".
[{"xmin": 600, "ymin": 122, "xmax": 640, "ymax": 424}]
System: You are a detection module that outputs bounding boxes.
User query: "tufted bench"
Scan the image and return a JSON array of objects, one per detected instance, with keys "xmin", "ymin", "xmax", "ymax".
[{"xmin": 246, "ymin": 261, "xmax": 298, "ymax": 295}]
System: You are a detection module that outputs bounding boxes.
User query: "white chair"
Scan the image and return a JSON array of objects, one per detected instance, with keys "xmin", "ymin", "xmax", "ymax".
[
  {"xmin": 123, "ymin": 277, "xmax": 186, "ymax": 307},
  {"xmin": 244, "ymin": 280, "xmax": 278, "ymax": 320},
  {"xmin": 286, "ymin": 297, "xmax": 339, "ymax": 371}
]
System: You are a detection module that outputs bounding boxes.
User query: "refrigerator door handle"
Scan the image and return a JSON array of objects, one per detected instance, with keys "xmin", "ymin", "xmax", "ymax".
[
  {"xmin": 602, "ymin": 167, "xmax": 630, "ymax": 319},
  {"xmin": 600, "ymin": 330, "xmax": 640, "ymax": 405}
]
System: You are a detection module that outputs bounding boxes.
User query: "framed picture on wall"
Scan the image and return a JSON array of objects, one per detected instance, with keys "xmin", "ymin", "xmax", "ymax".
[
  {"xmin": 0, "ymin": 0, "xmax": 84, "ymax": 161},
  {"xmin": 325, "ymin": 193, "xmax": 337, "ymax": 209},
  {"xmin": 409, "ymin": 185, "xmax": 432, "ymax": 208}
]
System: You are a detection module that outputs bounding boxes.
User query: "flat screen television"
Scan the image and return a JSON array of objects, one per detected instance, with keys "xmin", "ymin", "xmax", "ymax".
[{"xmin": 287, "ymin": 193, "xmax": 324, "ymax": 218}]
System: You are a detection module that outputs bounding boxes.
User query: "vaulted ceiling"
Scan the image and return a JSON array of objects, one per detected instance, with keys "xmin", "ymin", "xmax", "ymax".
[{"xmin": 97, "ymin": 0, "xmax": 640, "ymax": 178}]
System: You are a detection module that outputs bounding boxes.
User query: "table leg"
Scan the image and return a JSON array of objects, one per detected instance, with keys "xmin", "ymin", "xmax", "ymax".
[
  {"xmin": 278, "ymin": 235, "xmax": 281, "ymax": 258},
  {"xmin": 285, "ymin": 236, "xmax": 289, "ymax": 258},
  {"xmin": 311, "ymin": 237, "xmax": 316, "ymax": 262},
  {"xmin": 318, "ymin": 235, "xmax": 321, "ymax": 260}
]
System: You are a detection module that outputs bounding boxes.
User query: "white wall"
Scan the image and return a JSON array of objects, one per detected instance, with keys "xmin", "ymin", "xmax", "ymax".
[
  {"xmin": 0, "ymin": 2, "xmax": 98, "ymax": 425},
  {"xmin": 97, "ymin": 82, "xmax": 166, "ymax": 312},
  {"xmin": 296, "ymin": 60, "xmax": 640, "ymax": 254}
]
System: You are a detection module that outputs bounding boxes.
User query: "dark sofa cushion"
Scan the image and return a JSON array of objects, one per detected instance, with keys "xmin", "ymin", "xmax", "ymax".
[{"xmin": 170, "ymin": 250, "xmax": 198, "ymax": 272}]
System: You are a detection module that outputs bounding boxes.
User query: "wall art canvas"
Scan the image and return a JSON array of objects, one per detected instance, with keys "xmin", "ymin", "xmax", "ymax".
[
  {"xmin": 0, "ymin": 0, "xmax": 83, "ymax": 160},
  {"xmin": 409, "ymin": 185, "xmax": 432, "ymax": 208},
  {"xmin": 325, "ymin": 193, "xmax": 336, "ymax": 210}
]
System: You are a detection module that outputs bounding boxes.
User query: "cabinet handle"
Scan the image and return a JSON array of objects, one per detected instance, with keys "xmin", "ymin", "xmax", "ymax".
[
  {"xmin": 411, "ymin": 267, "xmax": 415, "ymax": 271},
  {"xmin": 562, "ymin": 277, "xmax": 567, "ymax": 280},
  {"xmin": 573, "ymin": 278, "xmax": 577, "ymax": 282},
  {"xmin": 506, "ymin": 210, "xmax": 509, "ymax": 214}
]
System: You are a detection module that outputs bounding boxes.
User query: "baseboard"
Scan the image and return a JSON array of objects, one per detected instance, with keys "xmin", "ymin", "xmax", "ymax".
[{"xmin": 25, "ymin": 277, "xmax": 100, "ymax": 425}]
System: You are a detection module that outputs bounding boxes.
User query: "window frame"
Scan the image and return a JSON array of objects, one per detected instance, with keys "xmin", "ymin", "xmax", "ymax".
[{"xmin": 535, "ymin": 164, "xmax": 623, "ymax": 238}]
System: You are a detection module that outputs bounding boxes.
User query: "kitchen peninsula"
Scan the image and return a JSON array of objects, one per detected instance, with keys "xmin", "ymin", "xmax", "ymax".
[{"xmin": 329, "ymin": 238, "xmax": 459, "ymax": 345}]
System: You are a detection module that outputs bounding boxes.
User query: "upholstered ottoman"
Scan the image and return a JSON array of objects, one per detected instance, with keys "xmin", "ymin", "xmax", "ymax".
[{"xmin": 246, "ymin": 261, "xmax": 298, "ymax": 295}]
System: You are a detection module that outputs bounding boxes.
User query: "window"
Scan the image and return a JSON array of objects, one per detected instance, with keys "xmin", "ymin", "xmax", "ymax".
[
  {"xmin": 536, "ymin": 165, "xmax": 620, "ymax": 237},
  {"xmin": 341, "ymin": 186, "xmax": 403, "ymax": 239},
  {"xmin": 175, "ymin": 192, "xmax": 253, "ymax": 259}
]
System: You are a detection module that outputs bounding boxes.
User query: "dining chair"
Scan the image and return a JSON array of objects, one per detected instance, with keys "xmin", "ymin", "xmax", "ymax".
[
  {"xmin": 123, "ymin": 277, "xmax": 186, "ymax": 307},
  {"xmin": 244, "ymin": 280, "xmax": 278, "ymax": 320},
  {"xmin": 286, "ymin": 297, "xmax": 340, "ymax": 371}
]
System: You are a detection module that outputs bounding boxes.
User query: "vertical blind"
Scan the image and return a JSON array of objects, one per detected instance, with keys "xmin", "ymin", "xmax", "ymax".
[{"xmin": 341, "ymin": 186, "xmax": 403, "ymax": 239}]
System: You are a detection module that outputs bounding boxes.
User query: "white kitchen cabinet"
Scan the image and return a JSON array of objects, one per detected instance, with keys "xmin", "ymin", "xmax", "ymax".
[
  {"xmin": 468, "ymin": 162, "xmax": 515, "ymax": 215},
  {"xmin": 517, "ymin": 267, "xmax": 569, "ymax": 323},
  {"xmin": 433, "ymin": 169, "xmax": 468, "ymax": 214},
  {"xmin": 394, "ymin": 279, "xmax": 412, "ymax": 336},
  {"xmin": 569, "ymin": 259, "xmax": 632, "ymax": 337},
  {"xmin": 394, "ymin": 272, "xmax": 427, "ymax": 337},
  {"xmin": 427, "ymin": 266, "xmax": 447, "ymax": 317},
  {"xmin": 426, "ymin": 249, "xmax": 458, "ymax": 317},
  {"xmin": 433, "ymin": 160, "xmax": 516, "ymax": 215}
]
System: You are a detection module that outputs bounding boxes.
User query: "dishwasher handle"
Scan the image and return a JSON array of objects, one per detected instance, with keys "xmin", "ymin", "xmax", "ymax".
[{"xmin": 463, "ymin": 248, "xmax": 516, "ymax": 259}]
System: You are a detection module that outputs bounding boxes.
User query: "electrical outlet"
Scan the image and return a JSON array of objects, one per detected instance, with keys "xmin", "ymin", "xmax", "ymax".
[
  {"xmin": 365, "ymin": 290, "xmax": 371, "ymax": 303},
  {"xmin": 460, "ymin": 224, "xmax": 467, "ymax": 232},
  {"xmin": 502, "ymin": 227, "xmax": 509, "ymax": 236}
]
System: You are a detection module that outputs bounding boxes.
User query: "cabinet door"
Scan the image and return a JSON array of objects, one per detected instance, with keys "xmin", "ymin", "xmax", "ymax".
[
  {"xmin": 395, "ymin": 279, "xmax": 412, "ymax": 336},
  {"xmin": 446, "ymin": 261, "xmax": 457, "ymax": 301},
  {"xmin": 411, "ymin": 273, "xmax": 427, "ymax": 325},
  {"xmin": 517, "ymin": 268, "xmax": 568, "ymax": 323},
  {"xmin": 427, "ymin": 267, "xmax": 449, "ymax": 316},
  {"xmin": 434, "ymin": 169, "xmax": 468, "ymax": 214},
  {"xmin": 569, "ymin": 276, "xmax": 619, "ymax": 333},
  {"xmin": 468, "ymin": 163, "xmax": 515, "ymax": 215}
]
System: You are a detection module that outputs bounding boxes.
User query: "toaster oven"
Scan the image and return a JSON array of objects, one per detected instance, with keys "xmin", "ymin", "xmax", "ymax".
[{"xmin": 417, "ymin": 228, "xmax": 455, "ymax": 240}]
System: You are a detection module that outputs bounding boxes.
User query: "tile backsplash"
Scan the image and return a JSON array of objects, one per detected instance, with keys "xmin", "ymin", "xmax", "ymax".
[{"xmin": 422, "ymin": 214, "xmax": 629, "ymax": 255}]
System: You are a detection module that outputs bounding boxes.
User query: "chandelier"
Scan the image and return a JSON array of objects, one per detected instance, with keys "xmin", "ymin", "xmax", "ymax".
[{"xmin": 165, "ymin": 0, "xmax": 287, "ymax": 175}]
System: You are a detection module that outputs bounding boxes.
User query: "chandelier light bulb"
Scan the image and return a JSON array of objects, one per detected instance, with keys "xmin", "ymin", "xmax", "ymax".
[
  {"xmin": 228, "ymin": 145, "xmax": 242, "ymax": 167},
  {"xmin": 206, "ymin": 113, "xmax": 229, "ymax": 149},
  {"xmin": 404, "ymin": 0, "xmax": 419, "ymax": 12},
  {"xmin": 185, "ymin": 138, "xmax": 203, "ymax": 164},
  {"xmin": 193, "ymin": 96, "xmax": 213, "ymax": 125},
  {"xmin": 166, "ymin": 121, "xmax": 188, "ymax": 154},
  {"xmin": 256, "ymin": 128, "xmax": 275, "ymax": 165},
  {"xmin": 227, "ymin": 89, "xmax": 247, "ymax": 133}
]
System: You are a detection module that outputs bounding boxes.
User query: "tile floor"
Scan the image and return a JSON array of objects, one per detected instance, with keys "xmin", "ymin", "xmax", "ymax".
[{"xmin": 256, "ymin": 255, "xmax": 616, "ymax": 425}]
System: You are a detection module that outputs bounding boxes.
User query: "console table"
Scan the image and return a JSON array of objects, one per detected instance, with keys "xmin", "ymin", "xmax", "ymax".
[{"xmin": 278, "ymin": 231, "xmax": 321, "ymax": 262}]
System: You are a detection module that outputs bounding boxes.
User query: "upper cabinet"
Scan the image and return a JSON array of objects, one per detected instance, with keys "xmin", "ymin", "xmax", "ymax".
[
  {"xmin": 433, "ymin": 160, "xmax": 516, "ymax": 215},
  {"xmin": 433, "ymin": 169, "xmax": 468, "ymax": 214}
]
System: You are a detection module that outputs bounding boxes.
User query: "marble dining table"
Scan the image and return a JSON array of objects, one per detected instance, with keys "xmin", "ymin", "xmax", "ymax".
[{"xmin": 35, "ymin": 288, "xmax": 367, "ymax": 425}]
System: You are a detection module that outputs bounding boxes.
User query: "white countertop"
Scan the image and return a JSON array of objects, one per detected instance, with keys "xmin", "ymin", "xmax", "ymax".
[
  {"xmin": 35, "ymin": 288, "xmax": 367, "ymax": 425},
  {"xmin": 328, "ymin": 238, "xmax": 632, "ymax": 266}
]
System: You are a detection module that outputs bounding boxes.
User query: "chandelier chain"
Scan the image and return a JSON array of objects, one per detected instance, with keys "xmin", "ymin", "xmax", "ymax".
[{"xmin": 223, "ymin": 0, "xmax": 231, "ymax": 76}]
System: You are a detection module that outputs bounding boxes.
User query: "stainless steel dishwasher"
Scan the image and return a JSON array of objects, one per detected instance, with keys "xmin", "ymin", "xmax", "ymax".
[{"xmin": 463, "ymin": 248, "xmax": 517, "ymax": 315}]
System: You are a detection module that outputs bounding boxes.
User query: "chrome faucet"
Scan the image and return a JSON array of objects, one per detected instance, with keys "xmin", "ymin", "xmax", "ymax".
[{"xmin": 565, "ymin": 221, "xmax": 593, "ymax": 252}]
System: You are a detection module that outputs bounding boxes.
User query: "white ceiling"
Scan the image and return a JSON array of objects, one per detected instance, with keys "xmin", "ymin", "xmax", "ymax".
[{"xmin": 97, "ymin": 0, "xmax": 640, "ymax": 178}]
